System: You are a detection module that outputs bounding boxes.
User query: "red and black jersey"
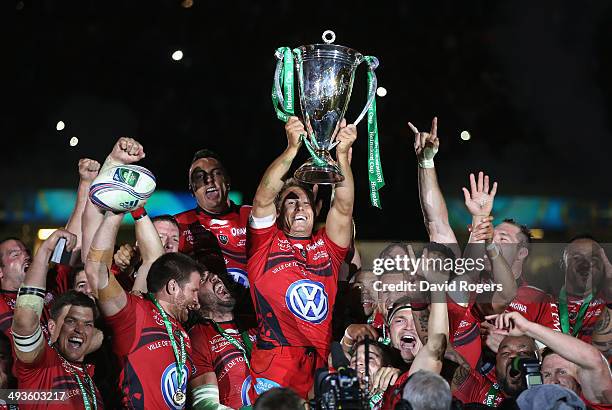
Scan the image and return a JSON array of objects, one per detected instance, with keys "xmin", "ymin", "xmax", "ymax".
[
  {"xmin": 447, "ymin": 298, "xmax": 482, "ymax": 370},
  {"xmin": 15, "ymin": 342, "xmax": 103, "ymax": 410},
  {"xmin": 505, "ymin": 285, "xmax": 560, "ymax": 331},
  {"xmin": 175, "ymin": 202, "xmax": 251, "ymax": 288},
  {"xmin": 246, "ymin": 223, "xmax": 347, "ymax": 358},
  {"xmin": 453, "ymin": 368, "xmax": 506, "ymax": 407},
  {"xmin": 189, "ymin": 320, "xmax": 256, "ymax": 409},
  {"xmin": 563, "ymin": 292, "xmax": 605, "ymax": 343},
  {"xmin": 105, "ymin": 293, "xmax": 195, "ymax": 409}
]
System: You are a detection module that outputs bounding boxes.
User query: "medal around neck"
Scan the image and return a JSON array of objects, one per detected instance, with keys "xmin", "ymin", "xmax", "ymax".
[{"xmin": 272, "ymin": 30, "xmax": 381, "ymax": 187}]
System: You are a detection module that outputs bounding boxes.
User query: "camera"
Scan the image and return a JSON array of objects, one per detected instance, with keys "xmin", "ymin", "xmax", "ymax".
[
  {"xmin": 310, "ymin": 342, "xmax": 369, "ymax": 410},
  {"xmin": 510, "ymin": 357, "xmax": 543, "ymax": 389}
]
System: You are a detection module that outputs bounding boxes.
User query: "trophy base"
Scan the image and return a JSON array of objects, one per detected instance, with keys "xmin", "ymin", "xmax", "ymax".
[{"xmin": 294, "ymin": 152, "xmax": 345, "ymax": 185}]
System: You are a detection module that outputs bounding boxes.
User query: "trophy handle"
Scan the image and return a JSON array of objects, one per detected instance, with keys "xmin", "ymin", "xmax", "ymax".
[
  {"xmin": 274, "ymin": 50, "xmax": 286, "ymax": 107},
  {"xmin": 353, "ymin": 56, "xmax": 379, "ymax": 126}
]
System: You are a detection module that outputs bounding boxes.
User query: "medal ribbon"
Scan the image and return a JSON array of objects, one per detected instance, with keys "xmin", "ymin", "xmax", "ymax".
[
  {"xmin": 485, "ymin": 383, "xmax": 500, "ymax": 407},
  {"xmin": 364, "ymin": 56, "xmax": 384, "ymax": 209},
  {"xmin": 147, "ymin": 293, "xmax": 187, "ymax": 398},
  {"xmin": 559, "ymin": 287, "xmax": 593, "ymax": 336},
  {"xmin": 210, "ymin": 320, "xmax": 252, "ymax": 369},
  {"xmin": 74, "ymin": 373, "xmax": 97, "ymax": 410}
]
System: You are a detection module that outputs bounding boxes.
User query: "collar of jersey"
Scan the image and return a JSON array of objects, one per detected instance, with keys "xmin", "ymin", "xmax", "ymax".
[{"xmin": 196, "ymin": 200, "xmax": 238, "ymax": 217}]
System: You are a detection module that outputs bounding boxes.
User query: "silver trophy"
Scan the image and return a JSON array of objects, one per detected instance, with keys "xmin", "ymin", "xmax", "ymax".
[{"xmin": 274, "ymin": 31, "xmax": 379, "ymax": 184}]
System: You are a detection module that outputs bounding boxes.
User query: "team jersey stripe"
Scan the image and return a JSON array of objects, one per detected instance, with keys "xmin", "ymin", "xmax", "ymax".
[{"xmin": 452, "ymin": 323, "xmax": 480, "ymax": 347}]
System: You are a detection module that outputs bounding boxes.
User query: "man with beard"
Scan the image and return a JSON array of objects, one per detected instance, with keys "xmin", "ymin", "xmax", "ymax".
[
  {"xmin": 175, "ymin": 149, "xmax": 252, "ymax": 289},
  {"xmin": 189, "ymin": 252, "xmax": 256, "ymax": 409},
  {"xmin": 246, "ymin": 117, "xmax": 356, "ymax": 399},
  {"xmin": 450, "ymin": 333, "xmax": 538, "ymax": 406},
  {"xmin": 12, "ymin": 229, "xmax": 103, "ymax": 409},
  {"xmin": 489, "ymin": 311, "xmax": 612, "ymax": 408},
  {"xmin": 84, "ymin": 137, "xmax": 202, "ymax": 409},
  {"xmin": 560, "ymin": 236, "xmax": 610, "ymax": 343}
]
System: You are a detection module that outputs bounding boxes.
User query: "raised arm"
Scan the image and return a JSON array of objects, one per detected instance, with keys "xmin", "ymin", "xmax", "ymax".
[
  {"xmin": 81, "ymin": 137, "xmax": 145, "ymax": 263},
  {"xmin": 490, "ymin": 311, "xmax": 612, "ymax": 404},
  {"xmin": 65, "ymin": 158, "xmax": 100, "ymax": 253},
  {"xmin": 325, "ymin": 122, "xmax": 356, "ymax": 248},
  {"xmin": 409, "ymin": 248, "xmax": 450, "ymax": 375},
  {"xmin": 409, "ymin": 118, "xmax": 458, "ymax": 247},
  {"xmin": 251, "ymin": 116, "xmax": 304, "ymax": 218},
  {"xmin": 12, "ymin": 230, "xmax": 77, "ymax": 363},
  {"xmin": 85, "ymin": 211, "xmax": 128, "ymax": 316},
  {"xmin": 131, "ymin": 210, "xmax": 164, "ymax": 295}
]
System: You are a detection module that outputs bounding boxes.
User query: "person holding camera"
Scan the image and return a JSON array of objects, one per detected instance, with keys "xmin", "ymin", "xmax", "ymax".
[{"xmin": 488, "ymin": 311, "xmax": 612, "ymax": 408}]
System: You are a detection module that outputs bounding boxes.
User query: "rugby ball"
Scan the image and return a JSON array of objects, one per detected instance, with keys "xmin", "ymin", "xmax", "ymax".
[{"xmin": 89, "ymin": 164, "xmax": 156, "ymax": 212}]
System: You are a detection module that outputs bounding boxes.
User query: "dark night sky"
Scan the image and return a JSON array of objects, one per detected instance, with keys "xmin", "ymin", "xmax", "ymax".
[{"xmin": 7, "ymin": 0, "xmax": 612, "ymax": 240}]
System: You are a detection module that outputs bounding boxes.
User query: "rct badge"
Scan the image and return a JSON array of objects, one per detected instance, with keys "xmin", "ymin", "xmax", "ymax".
[
  {"xmin": 218, "ymin": 234, "xmax": 229, "ymax": 245},
  {"xmin": 294, "ymin": 243, "xmax": 307, "ymax": 259},
  {"xmin": 286, "ymin": 279, "xmax": 328, "ymax": 324}
]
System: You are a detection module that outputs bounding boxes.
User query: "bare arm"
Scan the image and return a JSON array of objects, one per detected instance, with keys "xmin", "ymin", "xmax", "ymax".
[
  {"xmin": 85, "ymin": 211, "xmax": 128, "ymax": 317},
  {"xmin": 131, "ymin": 212, "xmax": 164, "ymax": 294},
  {"xmin": 491, "ymin": 311, "xmax": 612, "ymax": 404},
  {"xmin": 409, "ymin": 118, "xmax": 459, "ymax": 249},
  {"xmin": 12, "ymin": 230, "xmax": 77, "ymax": 363},
  {"xmin": 65, "ymin": 159, "xmax": 100, "ymax": 252},
  {"xmin": 81, "ymin": 137, "xmax": 146, "ymax": 262},
  {"xmin": 251, "ymin": 117, "xmax": 303, "ymax": 219},
  {"xmin": 592, "ymin": 305, "xmax": 612, "ymax": 361},
  {"xmin": 325, "ymin": 122, "xmax": 356, "ymax": 248},
  {"xmin": 409, "ymin": 249, "xmax": 449, "ymax": 375}
]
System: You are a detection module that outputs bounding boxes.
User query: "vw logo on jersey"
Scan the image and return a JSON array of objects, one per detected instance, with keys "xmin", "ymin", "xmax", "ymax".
[
  {"xmin": 241, "ymin": 376, "xmax": 252, "ymax": 405},
  {"xmin": 227, "ymin": 268, "xmax": 250, "ymax": 288},
  {"xmin": 161, "ymin": 362, "xmax": 189, "ymax": 409},
  {"xmin": 286, "ymin": 279, "xmax": 329, "ymax": 324},
  {"xmin": 241, "ymin": 375, "xmax": 281, "ymax": 405}
]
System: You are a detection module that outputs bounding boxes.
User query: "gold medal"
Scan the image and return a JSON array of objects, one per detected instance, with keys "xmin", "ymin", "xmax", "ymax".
[{"xmin": 173, "ymin": 390, "xmax": 186, "ymax": 406}]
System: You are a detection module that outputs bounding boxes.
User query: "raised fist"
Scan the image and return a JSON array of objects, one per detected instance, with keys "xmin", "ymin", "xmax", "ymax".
[
  {"xmin": 78, "ymin": 158, "xmax": 100, "ymax": 182},
  {"xmin": 109, "ymin": 137, "xmax": 145, "ymax": 165}
]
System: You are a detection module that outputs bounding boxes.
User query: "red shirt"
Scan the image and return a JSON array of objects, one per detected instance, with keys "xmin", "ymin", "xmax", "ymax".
[
  {"xmin": 563, "ymin": 293, "xmax": 605, "ymax": 343},
  {"xmin": 246, "ymin": 223, "xmax": 347, "ymax": 358},
  {"xmin": 453, "ymin": 368, "xmax": 506, "ymax": 406},
  {"xmin": 189, "ymin": 320, "xmax": 257, "ymax": 408},
  {"xmin": 105, "ymin": 293, "xmax": 195, "ymax": 409},
  {"xmin": 176, "ymin": 203, "xmax": 251, "ymax": 288},
  {"xmin": 506, "ymin": 285, "xmax": 560, "ymax": 331},
  {"xmin": 15, "ymin": 342, "xmax": 102, "ymax": 409},
  {"xmin": 447, "ymin": 298, "xmax": 482, "ymax": 369}
]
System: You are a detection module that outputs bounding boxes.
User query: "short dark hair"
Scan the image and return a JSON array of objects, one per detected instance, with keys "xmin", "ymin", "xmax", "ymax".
[
  {"xmin": 501, "ymin": 218, "xmax": 532, "ymax": 246},
  {"xmin": 350, "ymin": 339, "xmax": 393, "ymax": 368},
  {"xmin": 254, "ymin": 387, "xmax": 303, "ymax": 410},
  {"xmin": 50, "ymin": 290, "xmax": 99, "ymax": 321},
  {"xmin": 567, "ymin": 233, "xmax": 598, "ymax": 244},
  {"xmin": 378, "ymin": 242, "xmax": 409, "ymax": 260},
  {"xmin": 424, "ymin": 242, "xmax": 457, "ymax": 260},
  {"xmin": 191, "ymin": 149, "xmax": 224, "ymax": 166},
  {"xmin": 151, "ymin": 214, "xmax": 179, "ymax": 230},
  {"xmin": 146, "ymin": 253, "xmax": 203, "ymax": 294},
  {"xmin": 68, "ymin": 264, "xmax": 86, "ymax": 289},
  {"xmin": 274, "ymin": 179, "xmax": 316, "ymax": 214}
]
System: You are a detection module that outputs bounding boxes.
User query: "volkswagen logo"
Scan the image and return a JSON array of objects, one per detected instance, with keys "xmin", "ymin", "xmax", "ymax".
[{"xmin": 285, "ymin": 280, "xmax": 328, "ymax": 324}]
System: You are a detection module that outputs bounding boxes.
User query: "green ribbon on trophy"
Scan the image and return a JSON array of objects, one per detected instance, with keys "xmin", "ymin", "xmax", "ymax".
[
  {"xmin": 365, "ymin": 55, "xmax": 385, "ymax": 208},
  {"xmin": 271, "ymin": 32, "xmax": 384, "ymax": 208}
]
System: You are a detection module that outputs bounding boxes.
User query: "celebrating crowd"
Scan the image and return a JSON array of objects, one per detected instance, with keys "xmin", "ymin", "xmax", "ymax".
[{"xmin": 1, "ymin": 115, "xmax": 611, "ymax": 410}]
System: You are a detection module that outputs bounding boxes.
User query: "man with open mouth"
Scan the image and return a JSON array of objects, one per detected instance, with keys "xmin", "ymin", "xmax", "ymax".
[
  {"xmin": 12, "ymin": 229, "xmax": 103, "ymax": 409},
  {"xmin": 175, "ymin": 149, "xmax": 252, "ymax": 291},
  {"xmin": 246, "ymin": 116, "xmax": 356, "ymax": 400},
  {"xmin": 189, "ymin": 250, "xmax": 257, "ymax": 409}
]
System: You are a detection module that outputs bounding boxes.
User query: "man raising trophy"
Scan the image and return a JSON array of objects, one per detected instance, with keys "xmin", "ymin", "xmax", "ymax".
[{"xmin": 246, "ymin": 115, "xmax": 356, "ymax": 400}]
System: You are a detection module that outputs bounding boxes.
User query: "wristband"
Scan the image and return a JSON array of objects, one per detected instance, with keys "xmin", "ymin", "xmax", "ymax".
[
  {"xmin": 418, "ymin": 145, "xmax": 438, "ymax": 169},
  {"xmin": 16, "ymin": 292, "xmax": 45, "ymax": 318},
  {"xmin": 486, "ymin": 243, "xmax": 500, "ymax": 259},
  {"xmin": 130, "ymin": 207, "xmax": 147, "ymax": 221}
]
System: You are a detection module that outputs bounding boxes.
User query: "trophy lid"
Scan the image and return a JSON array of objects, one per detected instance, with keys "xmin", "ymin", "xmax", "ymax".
[{"xmin": 295, "ymin": 31, "xmax": 364, "ymax": 66}]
